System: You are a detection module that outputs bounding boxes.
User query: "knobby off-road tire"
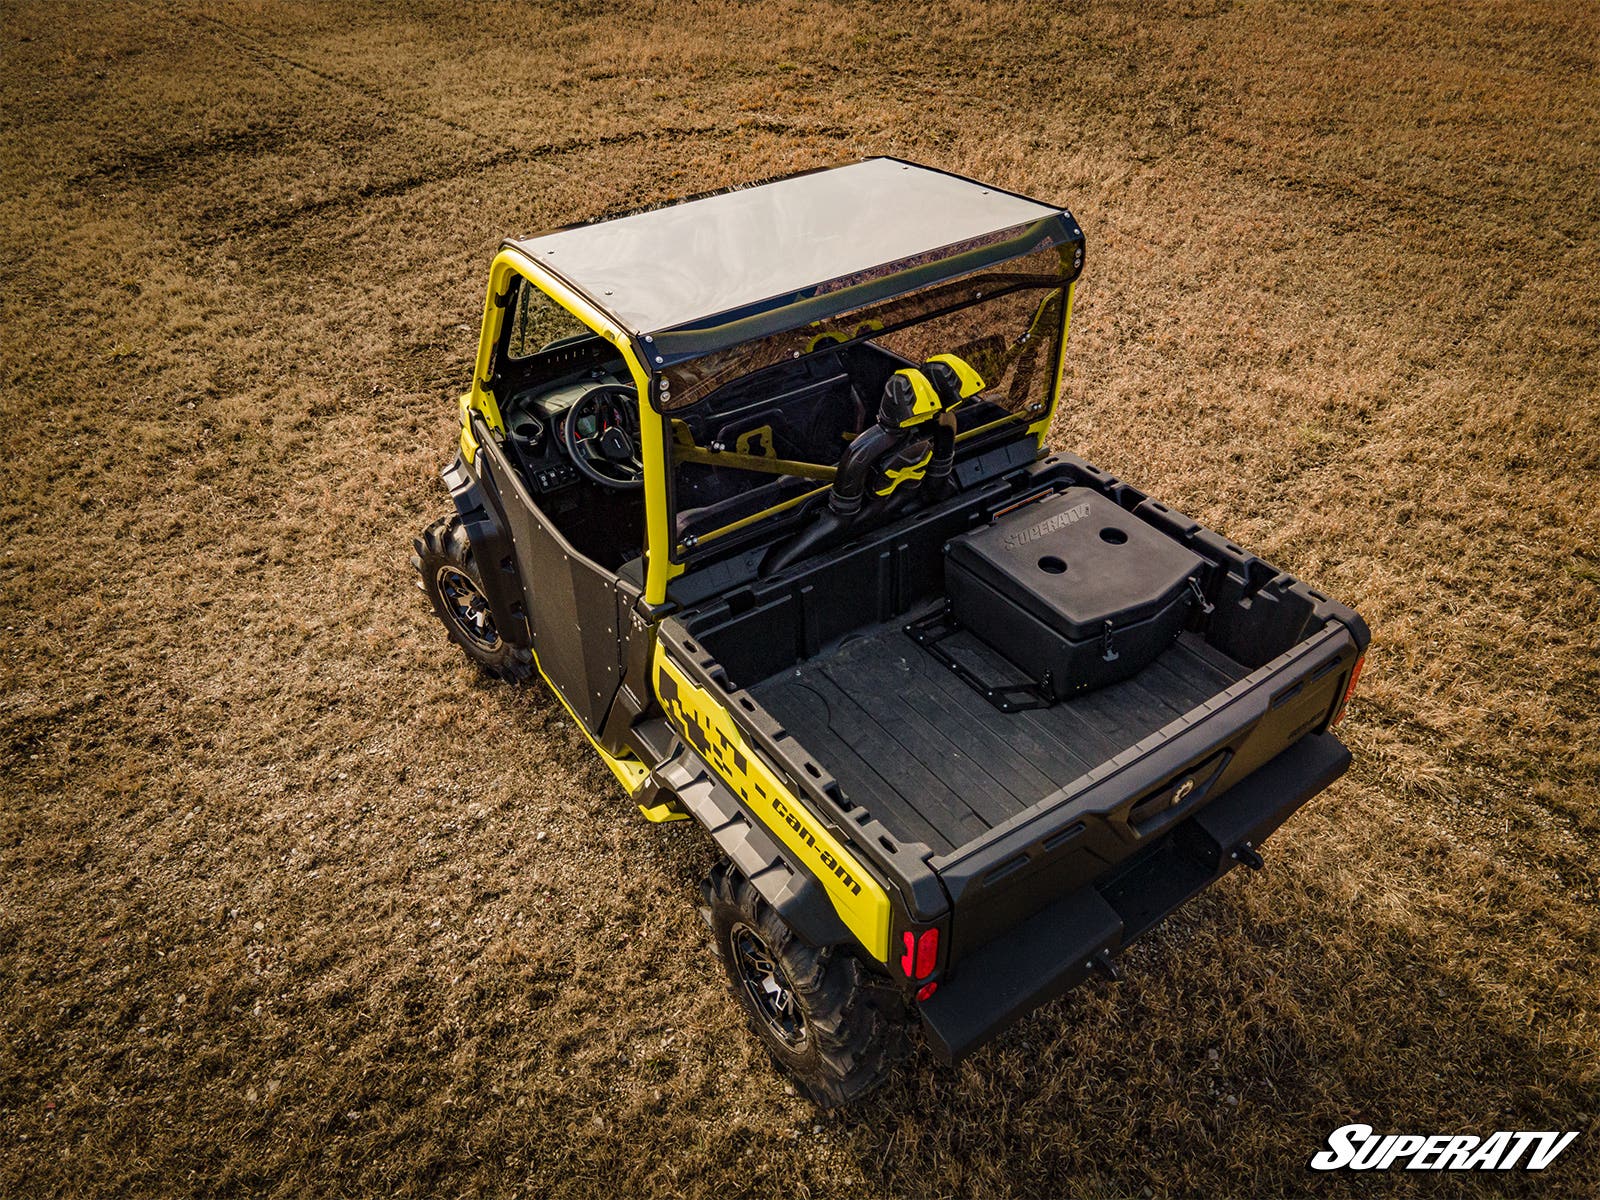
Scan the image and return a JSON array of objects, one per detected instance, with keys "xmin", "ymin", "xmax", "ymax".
[
  {"xmin": 412, "ymin": 515, "xmax": 534, "ymax": 685},
  {"xmin": 704, "ymin": 861, "xmax": 909, "ymax": 1107}
]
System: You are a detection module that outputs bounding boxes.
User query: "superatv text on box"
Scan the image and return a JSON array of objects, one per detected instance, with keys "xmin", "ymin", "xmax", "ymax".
[{"xmin": 413, "ymin": 158, "xmax": 1370, "ymax": 1105}]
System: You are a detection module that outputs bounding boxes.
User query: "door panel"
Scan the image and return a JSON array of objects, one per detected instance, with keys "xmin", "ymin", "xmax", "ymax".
[{"xmin": 479, "ymin": 447, "xmax": 623, "ymax": 731}]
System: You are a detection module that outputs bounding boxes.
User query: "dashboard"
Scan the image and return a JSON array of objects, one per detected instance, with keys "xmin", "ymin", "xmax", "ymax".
[{"xmin": 503, "ymin": 369, "xmax": 628, "ymax": 493}]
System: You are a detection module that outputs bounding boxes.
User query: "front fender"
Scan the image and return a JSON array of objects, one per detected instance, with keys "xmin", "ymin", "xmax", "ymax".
[{"xmin": 441, "ymin": 452, "xmax": 530, "ymax": 648}]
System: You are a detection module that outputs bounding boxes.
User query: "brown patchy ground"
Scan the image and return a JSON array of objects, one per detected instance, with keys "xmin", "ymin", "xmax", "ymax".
[{"xmin": 1, "ymin": 1, "xmax": 1596, "ymax": 1196}]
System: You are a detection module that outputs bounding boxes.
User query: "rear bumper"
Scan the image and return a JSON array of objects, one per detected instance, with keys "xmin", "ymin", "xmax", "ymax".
[{"xmin": 917, "ymin": 731, "xmax": 1351, "ymax": 1062}]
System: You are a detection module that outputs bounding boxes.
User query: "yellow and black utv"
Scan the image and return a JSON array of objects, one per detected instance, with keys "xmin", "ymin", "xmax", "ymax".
[{"xmin": 413, "ymin": 158, "xmax": 1369, "ymax": 1104}]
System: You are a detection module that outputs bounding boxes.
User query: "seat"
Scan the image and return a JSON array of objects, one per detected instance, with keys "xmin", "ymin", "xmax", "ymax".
[{"xmin": 674, "ymin": 475, "xmax": 815, "ymax": 547}]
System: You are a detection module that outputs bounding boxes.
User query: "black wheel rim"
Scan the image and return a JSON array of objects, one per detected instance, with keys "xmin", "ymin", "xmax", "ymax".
[
  {"xmin": 731, "ymin": 923, "xmax": 807, "ymax": 1049},
  {"xmin": 435, "ymin": 565, "xmax": 500, "ymax": 650}
]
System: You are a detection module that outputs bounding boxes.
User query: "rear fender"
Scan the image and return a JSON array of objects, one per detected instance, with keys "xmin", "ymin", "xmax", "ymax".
[
  {"xmin": 652, "ymin": 648, "xmax": 892, "ymax": 962},
  {"xmin": 655, "ymin": 753, "xmax": 852, "ymax": 949}
]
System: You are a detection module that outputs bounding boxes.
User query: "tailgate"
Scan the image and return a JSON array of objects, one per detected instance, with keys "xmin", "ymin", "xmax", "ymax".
[
  {"xmin": 919, "ymin": 730, "xmax": 1353, "ymax": 1060},
  {"xmin": 933, "ymin": 620, "xmax": 1363, "ymax": 965}
]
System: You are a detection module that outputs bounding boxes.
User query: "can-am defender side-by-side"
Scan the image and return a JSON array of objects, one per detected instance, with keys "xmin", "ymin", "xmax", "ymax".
[{"xmin": 412, "ymin": 159, "xmax": 1370, "ymax": 1105}]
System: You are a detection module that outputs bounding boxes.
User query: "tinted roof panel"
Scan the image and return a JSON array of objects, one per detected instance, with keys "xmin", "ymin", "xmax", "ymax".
[{"xmin": 509, "ymin": 158, "xmax": 1070, "ymax": 339}]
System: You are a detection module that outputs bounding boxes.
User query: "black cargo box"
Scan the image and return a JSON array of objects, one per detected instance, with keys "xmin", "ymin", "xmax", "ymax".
[{"xmin": 945, "ymin": 489, "xmax": 1205, "ymax": 698}]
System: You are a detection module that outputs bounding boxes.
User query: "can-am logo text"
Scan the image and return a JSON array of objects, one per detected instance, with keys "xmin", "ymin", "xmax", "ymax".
[{"xmin": 1310, "ymin": 1124, "xmax": 1579, "ymax": 1171}]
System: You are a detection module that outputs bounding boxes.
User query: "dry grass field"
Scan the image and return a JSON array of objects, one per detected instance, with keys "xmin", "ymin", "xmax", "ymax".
[{"xmin": 2, "ymin": 1, "xmax": 1597, "ymax": 1196}]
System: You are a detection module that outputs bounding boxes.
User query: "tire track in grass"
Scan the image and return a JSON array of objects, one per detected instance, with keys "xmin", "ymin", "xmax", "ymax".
[
  {"xmin": 180, "ymin": 3, "xmax": 490, "ymax": 144},
  {"xmin": 163, "ymin": 0, "xmax": 851, "ymax": 247}
]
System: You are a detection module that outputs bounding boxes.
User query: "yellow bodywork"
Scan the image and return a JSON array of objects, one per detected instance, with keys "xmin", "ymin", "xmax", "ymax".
[
  {"xmin": 1028, "ymin": 280, "xmax": 1076, "ymax": 441},
  {"xmin": 654, "ymin": 653, "xmax": 891, "ymax": 961}
]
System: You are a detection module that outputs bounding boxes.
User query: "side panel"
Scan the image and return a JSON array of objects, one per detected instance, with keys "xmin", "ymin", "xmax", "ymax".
[
  {"xmin": 484, "ymin": 247, "xmax": 683, "ymax": 606},
  {"xmin": 653, "ymin": 652, "xmax": 891, "ymax": 960}
]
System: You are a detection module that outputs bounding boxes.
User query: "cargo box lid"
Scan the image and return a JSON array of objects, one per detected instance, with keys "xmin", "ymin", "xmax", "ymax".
[{"xmin": 946, "ymin": 489, "xmax": 1204, "ymax": 642}]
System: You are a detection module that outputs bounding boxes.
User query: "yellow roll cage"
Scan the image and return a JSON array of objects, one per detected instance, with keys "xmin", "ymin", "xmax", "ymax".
[{"xmin": 463, "ymin": 249, "xmax": 1076, "ymax": 607}]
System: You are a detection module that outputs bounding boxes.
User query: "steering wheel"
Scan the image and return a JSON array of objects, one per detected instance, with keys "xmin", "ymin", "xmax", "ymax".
[{"xmin": 561, "ymin": 384, "xmax": 645, "ymax": 490}]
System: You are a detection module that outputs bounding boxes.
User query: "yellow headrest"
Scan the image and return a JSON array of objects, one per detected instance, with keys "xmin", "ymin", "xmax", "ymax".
[
  {"xmin": 884, "ymin": 367, "xmax": 942, "ymax": 427},
  {"xmin": 924, "ymin": 353, "xmax": 986, "ymax": 400}
]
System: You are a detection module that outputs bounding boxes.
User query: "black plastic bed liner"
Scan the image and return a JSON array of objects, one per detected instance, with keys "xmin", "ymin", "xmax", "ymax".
[{"xmin": 747, "ymin": 617, "xmax": 1251, "ymax": 857}]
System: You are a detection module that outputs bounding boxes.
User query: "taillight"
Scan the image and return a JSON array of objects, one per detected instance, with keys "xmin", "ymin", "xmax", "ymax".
[
  {"xmin": 1331, "ymin": 654, "xmax": 1366, "ymax": 725},
  {"xmin": 899, "ymin": 928, "xmax": 939, "ymax": 980},
  {"xmin": 916, "ymin": 981, "xmax": 938, "ymax": 1002}
]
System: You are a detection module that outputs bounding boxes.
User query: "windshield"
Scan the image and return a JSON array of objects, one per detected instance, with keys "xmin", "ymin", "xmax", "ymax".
[{"xmin": 657, "ymin": 244, "xmax": 1069, "ymax": 411}]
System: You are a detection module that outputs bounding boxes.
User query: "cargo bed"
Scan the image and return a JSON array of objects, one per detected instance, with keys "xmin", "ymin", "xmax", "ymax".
[
  {"xmin": 749, "ymin": 620, "xmax": 1250, "ymax": 856},
  {"xmin": 669, "ymin": 453, "xmax": 1368, "ymax": 978}
]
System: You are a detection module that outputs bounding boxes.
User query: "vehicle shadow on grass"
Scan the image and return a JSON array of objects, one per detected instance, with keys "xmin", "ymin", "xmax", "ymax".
[{"xmin": 831, "ymin": 883, "xmax": 1597, "ymax": 1198}]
